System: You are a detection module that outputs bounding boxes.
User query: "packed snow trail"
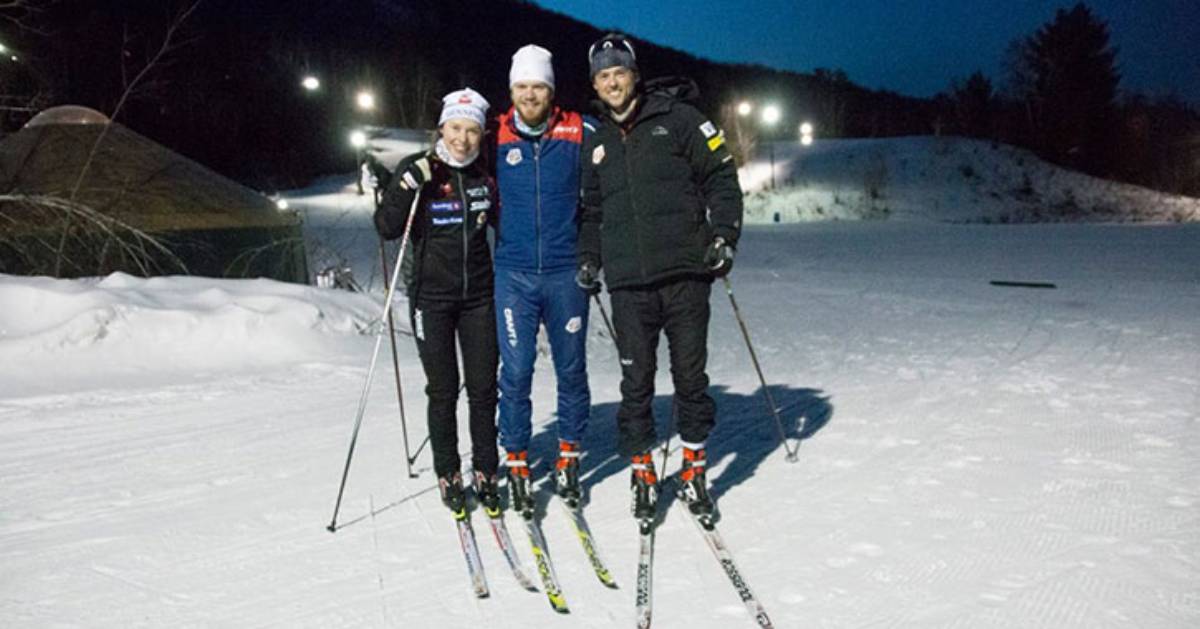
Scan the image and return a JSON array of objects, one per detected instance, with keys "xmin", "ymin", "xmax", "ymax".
[{"xmin": 1, "ymin": 222, "xmax": 1198, "ymax": 628}]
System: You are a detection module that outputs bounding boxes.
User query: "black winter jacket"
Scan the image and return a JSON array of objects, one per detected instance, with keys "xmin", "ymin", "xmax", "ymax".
[
  {"xmin": 578, "ymin": 77, "xmax": 743, "ymax": 290},
  {"xmin": 375, "ymin": 151, "xmax": 496, "ymax": 303}
]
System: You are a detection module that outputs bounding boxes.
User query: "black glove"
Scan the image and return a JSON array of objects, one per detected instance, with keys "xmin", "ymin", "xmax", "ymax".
[
  {"xmin": 704, "ymin": 237, "xmax": 735, "ymax": 277},
  {"xmin": 576, "ymin": 263, "xmax": 602, "ymax": 295},
  {"xmin": 398, "ymin": 157, "xmax": 432, "ymax": 191}
]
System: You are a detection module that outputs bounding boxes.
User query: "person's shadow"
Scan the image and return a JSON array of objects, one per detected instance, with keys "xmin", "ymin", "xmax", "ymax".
[{"xmin": 523, "ymin": 383, "xmax": 833, "ymax": 526}]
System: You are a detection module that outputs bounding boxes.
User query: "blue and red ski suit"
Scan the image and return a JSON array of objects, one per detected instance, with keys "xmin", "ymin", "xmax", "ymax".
[{"xmin": 491, "ymin": 106, "xmax": 594, "ymax": 453}]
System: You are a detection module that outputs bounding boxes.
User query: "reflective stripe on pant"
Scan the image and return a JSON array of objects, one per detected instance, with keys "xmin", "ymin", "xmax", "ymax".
[
  {"xmin": 610, "ymin": 278, "xmax": 715, "ymax": 457},
  {"xmin": 411, "ymin": 297, "xmax": 499, "ymax": 479},
  {"xmin": 494, "ymin": 268, "xmax": 591, "ymax": 452}
]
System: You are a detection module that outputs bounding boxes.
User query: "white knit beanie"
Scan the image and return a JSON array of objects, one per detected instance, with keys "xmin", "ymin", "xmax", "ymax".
[
  {"xmin": 438, "ymin": 87, "xmax": 490, "ymax": 128},
  {"xmin": 509, "ymin": 44, "xmax": 555, "ymax": 90}
]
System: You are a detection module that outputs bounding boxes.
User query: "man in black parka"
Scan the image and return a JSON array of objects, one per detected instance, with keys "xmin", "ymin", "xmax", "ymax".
[{"xmin": 576, "ymin": 33, "xmax": 743, "ymax": 528}]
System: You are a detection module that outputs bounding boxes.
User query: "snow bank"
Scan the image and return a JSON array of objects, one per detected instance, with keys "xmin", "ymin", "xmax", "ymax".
[
  {"xmin": 740, "ymin": 136, "xmax": 1200, "ymax": 224},
  {"xmin": 0, "ymin": 273, "xmax": 386, "ymax": 395}
]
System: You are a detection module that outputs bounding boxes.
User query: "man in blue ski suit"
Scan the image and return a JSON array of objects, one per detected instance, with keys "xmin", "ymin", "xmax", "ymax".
[{"xmin": 490, "ymin": 44, "xmax": 595, "ymax": 517}]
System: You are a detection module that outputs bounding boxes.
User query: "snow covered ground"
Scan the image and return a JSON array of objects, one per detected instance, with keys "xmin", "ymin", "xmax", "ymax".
[{"xmin": 2, "ymin": 137, "xmax": 1198, "ymax": 628}]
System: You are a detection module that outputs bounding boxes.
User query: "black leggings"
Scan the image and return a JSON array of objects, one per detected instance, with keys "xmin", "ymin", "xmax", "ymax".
[{"xmin": 410, "ymin": 297, "xmax": 499, "ymax": 479}]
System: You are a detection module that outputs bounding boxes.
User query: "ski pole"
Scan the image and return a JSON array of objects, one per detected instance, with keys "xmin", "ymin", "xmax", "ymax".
[
  {"xmin": 590, "ymin": 292, "xmax": 616, "ymax": 342},
  {"xmin": 378, "ymin": 237, "xmax": 418, "ymax": 479},
  {"xmin": 721, "ymin": 275, "xmax": 798, "ymax": 463},
  {"xmin": 328, "ymin": 190, "xmax": 421, "ymax": 532}
]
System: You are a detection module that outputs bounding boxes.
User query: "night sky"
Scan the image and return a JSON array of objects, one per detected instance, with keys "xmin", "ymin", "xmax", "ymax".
[{"xmin": 534, "ymin": 0, "xmax": 1200, "ymax": 104}]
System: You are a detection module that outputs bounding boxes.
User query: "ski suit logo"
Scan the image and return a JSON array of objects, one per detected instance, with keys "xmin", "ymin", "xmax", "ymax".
[
  {"xmin": 503, "ymin": 308, "xmax": 518, "ymax": 348},
  {"xmin": 565, "ymin": 316, "xmax": 582, "ymax": 334},
  {"xmin": 413, "ymin": 308, "xmax": 425, "ymax": 341}
]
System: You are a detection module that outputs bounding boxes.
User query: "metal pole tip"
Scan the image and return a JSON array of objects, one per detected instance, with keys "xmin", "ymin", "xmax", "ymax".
[{"xmin": 326, "ymin": 524, "xmax": 337, "ymax": 533}]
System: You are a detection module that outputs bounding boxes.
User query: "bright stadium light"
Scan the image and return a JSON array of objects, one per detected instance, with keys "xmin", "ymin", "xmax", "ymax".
[
  {"xmin": 800, "ymin": 122, "xmax": 814, "ymax": 136},
  {"xmin": 761, "ymin": 104, "xmax": 781, "ymax": 126},
  {"xmin": 349, "ymin": 130, "xmax": 367, "ymax": 148},
  {"xmin": 356, "ymin": 90, "xmax": 376, "ymax": 111},
  {"xmin": 275, "ymin": 198, "xmax": 290, "ymax": 210},
  {"xmin": 301, "ymin": 76, "xmax": 320, "ymax": 91},
  {"xmin": 737, "ymin": 101, "xmax": 752, "ymax": 117}
]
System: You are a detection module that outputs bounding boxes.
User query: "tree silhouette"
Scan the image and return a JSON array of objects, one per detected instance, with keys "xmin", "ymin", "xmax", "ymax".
[{"xmin": 1011, "ymin": 3, "xmax": 1120, "ymax": 175}]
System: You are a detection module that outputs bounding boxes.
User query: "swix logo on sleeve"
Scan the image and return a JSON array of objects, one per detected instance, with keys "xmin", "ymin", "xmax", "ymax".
[{"xmin": 592, "ymin": 144, "xmax": 606, "ymax": 165}]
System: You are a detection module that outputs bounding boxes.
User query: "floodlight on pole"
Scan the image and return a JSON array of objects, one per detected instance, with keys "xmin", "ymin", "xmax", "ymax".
[
  {"xmin": 276, "ymin": 199, "xmax": 290, "ymax": 210},
  {"xmin": 761, "ymin": 104, "xmax": 781, "ymax": 126},
  {"xmin": 800, "ymin": 122, "xmax": 813, "ymax": 136},
  {"xmin": 356, "ymin": 90, "xmax": 376, "ymax": 111},
  {"xmin": 737, "ymin": 101, "xmax": 753, "ymax": 117},
  {"xmin": 761, "ymin": 105, "xmax": 781, "ymax": 189},
  {"xmin": 302, "ymin": 76, "xmax": 320, "ymax": 91},
  {"xmin": 350, "ymin": 130, "xmax": 367, "ymax": 148}
]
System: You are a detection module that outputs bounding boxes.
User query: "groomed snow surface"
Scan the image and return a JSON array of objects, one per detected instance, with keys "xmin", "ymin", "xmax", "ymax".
[{"xmin": 2, "ymin": 136, "xmax": 1198, "ymax": 628}]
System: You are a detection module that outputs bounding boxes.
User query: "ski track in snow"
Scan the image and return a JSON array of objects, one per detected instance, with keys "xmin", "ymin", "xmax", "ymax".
[{"xmin": 2, "ymin": 222, "xmax": 1198, "ymax": 628}]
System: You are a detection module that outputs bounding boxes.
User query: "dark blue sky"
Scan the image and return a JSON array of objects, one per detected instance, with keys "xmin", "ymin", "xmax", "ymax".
[{"xmin": 534, "ymin": 0, "xmax": 1200, "ymax": 103}]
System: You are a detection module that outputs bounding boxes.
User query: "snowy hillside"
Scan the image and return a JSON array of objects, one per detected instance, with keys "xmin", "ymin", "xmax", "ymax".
[{"xmin": 741, "ymin": 136, "xmax": 1200, "ymax": 224}]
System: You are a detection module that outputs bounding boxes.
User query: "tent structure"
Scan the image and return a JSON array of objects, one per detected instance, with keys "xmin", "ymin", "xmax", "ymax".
[{"xmin": 0, "ymin": 105, "xmax": 307, "ymax": 282}]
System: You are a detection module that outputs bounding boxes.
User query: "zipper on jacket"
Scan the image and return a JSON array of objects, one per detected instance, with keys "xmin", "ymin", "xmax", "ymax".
[
  {"xmin": 621, "ymin": 129, "xmax": 649, "ymax": 281},
  {"xmin": 534, "ymin": 140, "xmax": 543, "ymax": 273},
  {"xmin": 456, "ymin": 170, "xmax": 469, "ymax": 299}
]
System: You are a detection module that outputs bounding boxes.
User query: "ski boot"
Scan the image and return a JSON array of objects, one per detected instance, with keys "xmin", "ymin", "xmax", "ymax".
[
  {"xmin": 677, "ymin": 446, "xmax": 715, "ymax": 528},
  {"xmin": 630, "ymin": 452, "xmax": 658, "ymax": 532},
  {"xmin": 506, "ymin": 450, "xmax": 534, "ymax": 520},
  {"xmin": 473, "ymin": 470, "xmax": 502, "ymax": 518},
  {"xmin": 438, "ymin": 472, "xmax": 467, "ymax": 520},
  {"xmin": 555, "ymin": 440, "xmax": 582, "ymax": 508}
]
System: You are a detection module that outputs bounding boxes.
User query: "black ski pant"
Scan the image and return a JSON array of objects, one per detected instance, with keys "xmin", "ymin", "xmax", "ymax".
[
  {"xmin": 609, "ymin": 278, "xmax": 716, "ymax": 457},
  {"xmin": 410, "ymin": 296, "xmax": 499, "ymax": 480}
]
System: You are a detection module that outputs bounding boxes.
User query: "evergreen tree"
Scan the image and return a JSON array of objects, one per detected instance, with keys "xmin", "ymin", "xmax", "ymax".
[{"xmin": 1011, "ymin": 3, "xmax": 1121, "ymax": 175}]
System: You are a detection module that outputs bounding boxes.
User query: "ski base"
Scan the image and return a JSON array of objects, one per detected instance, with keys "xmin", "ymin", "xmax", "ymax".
[
  {"xmin": 455, "ymin": 516, "xmax": 489, "ymax": 598},
  {"xmin": 561, "ymin": 500, "xmax": 618, "ymax": 588},
  {"xmin": 523, "ymin": 515, "xmax": 569, "ymax": 613}
]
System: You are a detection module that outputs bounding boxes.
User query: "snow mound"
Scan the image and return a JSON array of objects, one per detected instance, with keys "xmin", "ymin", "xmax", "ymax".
[
  {"xmin": 740, "ymin": 136, "xmax": 1200, "ymax": 224},
  {"xmin": 0, "ymin": 273, "xmax": 386, "ymax": 394}
]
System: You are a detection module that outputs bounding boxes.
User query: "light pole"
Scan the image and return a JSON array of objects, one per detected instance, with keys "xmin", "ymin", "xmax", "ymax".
[
  {"xmin": 301, "ymin": 75, "xmax": 320, "ymax": 91},
  {"xmin": 761, "ymin": 104, "xmax": 781, "ymax": 189},
  {"xmin": 350, "ymin": 130, "xmax": 368, "ymax": 196}
]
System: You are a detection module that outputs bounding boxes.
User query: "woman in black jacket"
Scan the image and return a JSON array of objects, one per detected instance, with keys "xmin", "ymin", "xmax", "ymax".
[{"xmin": 374, "ymin": 87, "xmax": 500, "ymax": 519}]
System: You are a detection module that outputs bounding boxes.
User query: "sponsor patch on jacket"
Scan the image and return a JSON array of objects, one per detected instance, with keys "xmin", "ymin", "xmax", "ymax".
[
  {"xmin": 466, "ymin": 186, "xmax": 489, "ymax": 197},
  {"xmin": 401, "ymin": 172, "xmax": 421, "ymax": 190},
  {"xmin": 699, "ymin": 121, "xmax": 718, "ymax": 138},
  {"xmin": 506, "ymin": 148, "xmax": 523, "ymax": 166},
  {"xmin": 429, "ymin": 200, "xmax": 461, "ymax": 213},
  {"xmin": 550, "ymin": 125, "xmax": 582, "ymax": 142},
  {"xmin": 432, "ymin": 216, "xmax": 464, "ymax": 225},
  {"xmin": 706, "ymin": 131, "xmax": 726, "ymax": 152},
  {"xmin": 592, "ymin": 144, "xmax": 606, "ymax": 165},
  {"xmin": 651, "ymin": 125, "xmax": 669, "ymax": 136},
  {"xmin": 565, "ymin": 316, "xmax": 582, "ymax": 334},
  {"xmin": 469, "ymin": 199, "xmax": 491, "ymax": 212}
]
